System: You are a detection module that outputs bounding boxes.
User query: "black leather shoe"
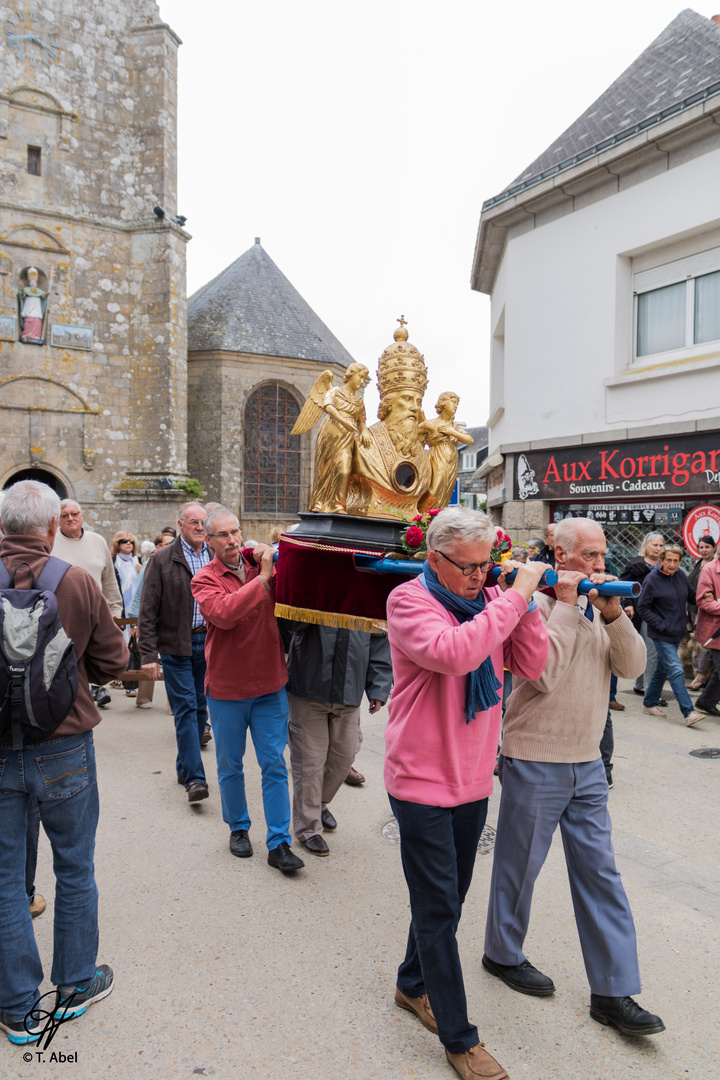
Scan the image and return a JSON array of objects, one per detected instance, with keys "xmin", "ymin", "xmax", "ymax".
[
  {"xmin": 321, "ymin": 808, "xmax": 337, "ymax": 830},
  {"xmin": 177, "ymin": 774, "xmax": 186, "ymax": 786},
  {"xmin": 590, "ymin": 994, "xmax": 665, "ymax": 1035},
  {"xmin": 482, "ymin": 954, "xmax": 555, "ymax": 996},
  {"xmin": 229, "ymin": 829, "xmax": 252, "ymax": 858},
  {"xmin": 695, "ymin": 700, "xmax": 720, "ymax": 717},
  {"xmin": 302, "ymin": 834, "xmax": 330, "ymax": 856},
  {"xmin": 267, "ymin": 842, "xmax": 304, "ymax": 872}
]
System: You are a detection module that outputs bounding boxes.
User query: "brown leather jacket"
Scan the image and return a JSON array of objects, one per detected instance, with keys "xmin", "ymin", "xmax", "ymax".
[
  {"xmin": 0, "ymin": 534, "xmax": 127, "ymax": 737},
  {"xmin": 139, "ymin": 536, "xmax": 203, "ymax": 661}
]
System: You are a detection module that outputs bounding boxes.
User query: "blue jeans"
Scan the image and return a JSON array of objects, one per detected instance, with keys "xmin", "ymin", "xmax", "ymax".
[
  {"xmin": 0, "ymin": 731, "xmax": 100, "ymax": 1019},
  {"xmin": 644, "ymin": 639, "xmax": 694, "ymax": 716},
  {"xmin": 389, "ymin": 794, "xmax": 487, "ymax": 1053},
  {"xmin": 161, "ymin": 632, "xmax": 208, "ymax": 784},
  {"xmin": 207, "ymin": 690, "xmax": 291, "ymax": 850}
]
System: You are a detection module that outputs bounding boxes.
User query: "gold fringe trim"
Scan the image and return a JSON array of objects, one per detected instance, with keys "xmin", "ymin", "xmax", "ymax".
[
  {"xmin": 279, "ymin": 535, "xmax": 387, "ymax": 557},
  {"xmin": 274, "ymin": 603, "xmax": 387, "ymax": 634}
]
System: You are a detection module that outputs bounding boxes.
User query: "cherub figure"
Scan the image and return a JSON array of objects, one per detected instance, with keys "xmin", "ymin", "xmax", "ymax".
[
  {"xmin": 17, "ymin": 266, "xmax": 53, "ymax": 344},
  {"xmin": 291, "ymin": 363, "xmax": 370, "ymax": 513},
  {"xmin": 418, "ymin": 391, "xmax": 474, "ymax": 509}
]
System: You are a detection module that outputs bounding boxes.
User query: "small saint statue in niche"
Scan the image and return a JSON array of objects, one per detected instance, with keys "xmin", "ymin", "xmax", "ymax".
[{"xmin": 17, "ymin": 266, "xmax": 53, "ymax": 344}]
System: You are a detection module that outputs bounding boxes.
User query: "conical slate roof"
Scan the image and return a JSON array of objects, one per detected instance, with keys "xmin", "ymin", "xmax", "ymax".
[
  {"xmin": 486, "ymin": 9, "xmax": 720, "ymax": 208},
  {"xmin": 187, "ymin": 240, "xmax": 354, "ymax": 367}
]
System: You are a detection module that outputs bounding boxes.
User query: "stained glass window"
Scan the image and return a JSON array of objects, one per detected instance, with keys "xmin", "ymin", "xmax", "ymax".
[{"xmin": 243, "ymin": 384, "xmax": 301, "ymax": 515}]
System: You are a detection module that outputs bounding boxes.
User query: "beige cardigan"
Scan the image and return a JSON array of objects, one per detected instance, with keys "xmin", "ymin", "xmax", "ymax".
[{"xmin": 501, "ymin": 594, "xmax": 646, "ymax": 764}]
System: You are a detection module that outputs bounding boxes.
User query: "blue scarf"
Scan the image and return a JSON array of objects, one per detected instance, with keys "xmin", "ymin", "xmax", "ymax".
[{"xmin": 422, "ymin": 561, "xmax": 503, "ymax": 722}]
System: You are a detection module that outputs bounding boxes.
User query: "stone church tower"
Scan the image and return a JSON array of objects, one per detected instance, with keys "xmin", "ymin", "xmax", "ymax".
[
  {"xmin": 187, "ymin": 240, "xmax": 355, "ymax": 540},
  {"xmin": 0, "ymin": 0, "xmax": 189, "ymax": 533}
]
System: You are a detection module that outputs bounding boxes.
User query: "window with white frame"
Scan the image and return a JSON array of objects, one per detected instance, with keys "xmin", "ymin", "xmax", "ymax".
[
  {"xmin": 633, "ymin": 247, "xmax": 720, "ymax": 361},
  {"xmin": 461, "ymin": 451, "xmax": 476, "ymax": 471}
]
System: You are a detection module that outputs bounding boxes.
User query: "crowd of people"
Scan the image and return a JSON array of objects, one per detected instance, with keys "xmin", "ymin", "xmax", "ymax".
[{"xmin": 2, "ymin": 482, "xmax": 719, "ymax": 1077}]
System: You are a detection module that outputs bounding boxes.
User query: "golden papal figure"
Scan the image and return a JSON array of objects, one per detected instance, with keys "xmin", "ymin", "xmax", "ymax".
[{"xmin": 293, "ymin": 320, "xmax": 468, "ymax": 519}]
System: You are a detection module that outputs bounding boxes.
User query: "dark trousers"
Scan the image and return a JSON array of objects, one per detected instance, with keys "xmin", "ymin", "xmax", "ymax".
[
  {"xmin": 697, "ymin": 650, "xmax": 720, "ymax": 710},
  {"xmin": 600, "ymin": 710, "xmax": 613, "ymax": 780},
  {"xmin": 389, "ymin": 794, "xmax": 487, "ymax": 1053}
]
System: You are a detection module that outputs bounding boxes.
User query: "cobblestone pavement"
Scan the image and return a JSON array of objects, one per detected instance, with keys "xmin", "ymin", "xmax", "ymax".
[{"xmin": 5, "ymin": 680, "xmax": 719, "ymax": 1079}]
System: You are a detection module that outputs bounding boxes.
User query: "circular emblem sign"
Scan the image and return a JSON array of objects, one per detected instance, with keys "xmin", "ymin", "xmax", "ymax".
[{"xmin": 682, "ymin": 505, "xmax": 720, "ymax": 558}]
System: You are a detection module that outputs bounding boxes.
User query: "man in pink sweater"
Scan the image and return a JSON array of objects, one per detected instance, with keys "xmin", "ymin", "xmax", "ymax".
[
  {"xmin": 385, "ymin": 507, "xmax": 550, "ymax": 1080},
  {"xmin": 483, "ymin": 517, "xmax": 665, "ymax": 1038}
]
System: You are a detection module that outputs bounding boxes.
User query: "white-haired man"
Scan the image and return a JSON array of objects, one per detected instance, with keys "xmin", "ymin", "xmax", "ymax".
[
  {"xmin": 139, "ymin": 502, "xmax": 212, "ymax": 804},
  {"xmin": 483, "ymin": 517, "xmax": 665, "ymax": 1036},
  {"xmin": 191, "ymin": 509, "xmax": 304, "ymax": 873},
  {"xmin": 0, "ymin": 481, "xmax": 127, "ymax": 1044},
  {"xmin": 52, "ymin": 499, "xmax": 123, "ymax": 708}
]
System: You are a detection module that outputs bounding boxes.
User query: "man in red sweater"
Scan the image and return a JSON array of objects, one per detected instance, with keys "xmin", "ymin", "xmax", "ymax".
[{"xmin": 191, "ymin": 509, "xmax": 303, "ymax": 874}]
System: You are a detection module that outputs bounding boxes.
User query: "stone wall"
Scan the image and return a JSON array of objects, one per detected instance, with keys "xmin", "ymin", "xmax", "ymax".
[{"xmin": 0, "ymin": 0, "xmax": 189, "ymax": 538}]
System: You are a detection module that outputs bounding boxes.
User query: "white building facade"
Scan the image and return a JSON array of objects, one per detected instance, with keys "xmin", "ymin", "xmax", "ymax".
[{"xmin": 472, "ymin": 10, "xmax": 720, "ymax": 565}]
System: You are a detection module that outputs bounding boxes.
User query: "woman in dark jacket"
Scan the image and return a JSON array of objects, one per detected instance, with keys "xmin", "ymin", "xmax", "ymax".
[
  {"xmin": 637, "ymin": 545, "xmax": 702, "ymax": 726},
  {"xmin": 621, "ymin": 532, "xmax": 664, "ymax": 695}
]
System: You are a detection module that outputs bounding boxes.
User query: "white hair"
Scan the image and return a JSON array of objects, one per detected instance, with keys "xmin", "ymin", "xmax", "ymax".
[
  {"xmin": 1, "ymin": 480, "xmax": 61, "ymax": 536},
  {"xmin": 554, "ymin": 517, "xmax": 604, "ymax": 553},
  {"xmin": 426, "ymin": 506, "xmax": 495, "ymax": 552}
]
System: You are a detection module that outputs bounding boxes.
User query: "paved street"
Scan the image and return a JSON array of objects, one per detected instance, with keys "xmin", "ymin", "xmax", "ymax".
[{"xmin": 5, "ymin": 680, "xmax": 720, "ymax": 1080}]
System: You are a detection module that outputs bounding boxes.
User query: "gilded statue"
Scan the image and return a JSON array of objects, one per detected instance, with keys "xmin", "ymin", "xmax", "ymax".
[
  {"xmin": 297, "ymin": 319, "xmax": 466, "ymax": 520},
  {"xmin": 292, "ymin": 363, "xmax": 370, "ymax": 513},
  {"xmin": 418, "ymin": 392, "xmax": 474, "ymax": 510}
]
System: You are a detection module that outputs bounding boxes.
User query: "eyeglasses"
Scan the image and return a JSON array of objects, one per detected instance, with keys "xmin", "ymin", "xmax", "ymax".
[
  {"xmin": 207, "ymin": 529, "xmax": 242, "ymax": 541},
  {"xmin": 437, "ymin": 551, "xmax": 493, "ymax": 576}
]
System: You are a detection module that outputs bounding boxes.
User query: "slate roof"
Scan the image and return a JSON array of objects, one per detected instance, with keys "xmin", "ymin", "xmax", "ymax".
[
  {"xmin": 485, "ymin": 9, "xmax": 720, "ymax": 209},
  {"xmin": 457, "ymin": 426, "xmax": 489, "ymax": 464},
  {"xmin": 187, "ymin": 240, "xmax": 355, "ymax": 367}
]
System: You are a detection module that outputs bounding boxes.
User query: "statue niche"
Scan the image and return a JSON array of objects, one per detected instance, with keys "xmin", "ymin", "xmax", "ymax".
[{"xmin": 17, "ymin": 265, "xmax": 54, "ymax": 344}]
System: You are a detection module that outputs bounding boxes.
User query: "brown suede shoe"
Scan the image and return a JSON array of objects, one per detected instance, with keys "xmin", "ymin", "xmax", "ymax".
[
  {"xmin": 394, "ymin": 986, "xmax": 438, "ymax": 1034},
  {"xmin": 29, "ymin": 893, "xmax": 46, "ymax": 919},
  {"xmin": 445, "ymin": 1043, "xmax": 509, "ymax": 1080}
]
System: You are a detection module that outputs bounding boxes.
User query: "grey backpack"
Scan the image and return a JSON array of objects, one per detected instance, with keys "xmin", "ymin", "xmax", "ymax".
[{"xmin": 0, "ymin": 557, "xmax": 79, "ymax": 749}]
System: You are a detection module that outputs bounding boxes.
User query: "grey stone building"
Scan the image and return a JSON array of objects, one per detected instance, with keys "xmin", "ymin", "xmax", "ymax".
[
  {"xmin": 187, "ymin": 240, "xmax": 355, "ymax": 540},
  {"xmin": 0, "ymin": 0, "xmax": 190, "ymax": 535}
]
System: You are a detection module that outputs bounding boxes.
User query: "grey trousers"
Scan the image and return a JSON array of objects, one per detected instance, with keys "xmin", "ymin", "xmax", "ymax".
[
  {"xmin": 287, "ymin": 693, "xmax": 360, "ymax": 842},
  {"xmin": 485, "ymin": 756, "xmax": 641, "ymax": 997},
  {"xmin": 634, "ymin": 621, "xmax": 657, "ymax": 693}
]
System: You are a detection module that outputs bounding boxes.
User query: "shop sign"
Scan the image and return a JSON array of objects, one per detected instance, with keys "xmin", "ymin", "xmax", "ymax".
[
  {"xmin": 556, "ymin": 503, "xmax": 684, "ymax": 527},
  {"xmin": 514, "ymin": 431, "xmax": 720, "ymax": 502},
  {"xmin": 682, "ymin": 505, "xmax": 720, "ymax": 558}
]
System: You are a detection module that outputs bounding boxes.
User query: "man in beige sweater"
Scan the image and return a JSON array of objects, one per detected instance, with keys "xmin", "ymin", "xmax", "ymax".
[
  {"xmin": 53, "ymin": 500, "xmax": 122, "ymax": 708},
  {"xmin": 483, "ymin": 518, "xmax": 666, "ymax": 1037}
]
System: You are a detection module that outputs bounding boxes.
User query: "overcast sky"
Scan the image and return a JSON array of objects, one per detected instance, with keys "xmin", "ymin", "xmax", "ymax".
[{"xmin": 163, "ymin": 0, "xmax": 714, "ymax": 427}]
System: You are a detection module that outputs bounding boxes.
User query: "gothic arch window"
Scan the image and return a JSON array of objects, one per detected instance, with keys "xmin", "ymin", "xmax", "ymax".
[{"xmin": 243, "ymin": 384, "xmax": 301, "ymax": 515}]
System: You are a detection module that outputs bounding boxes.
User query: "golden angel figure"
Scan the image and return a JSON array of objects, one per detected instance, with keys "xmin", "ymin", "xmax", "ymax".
[{"xmin": 291, "ymin": 363, "xmax": 370, "ymax": 513}]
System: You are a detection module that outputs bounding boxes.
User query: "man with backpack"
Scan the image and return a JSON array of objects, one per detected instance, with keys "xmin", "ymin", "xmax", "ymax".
[{"xmin": 0, "ymin": 481, "xmax": 127, "ymax": 1045}]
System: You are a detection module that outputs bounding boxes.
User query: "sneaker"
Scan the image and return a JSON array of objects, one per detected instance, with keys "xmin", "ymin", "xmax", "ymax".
[
  {"xmin": 684, "ymin": 711, "xmax": 704, "ymax": 726},
  {"xmin": 643, "ymin": 706, "xmax": 664, "ymax": 717},
  {"xmin": 29, "ymin": 893, "xmax": 46, "ymax": 918},
  {"xmin": 136, "ymin": 700, "xmax": 153, "ymax": 709},
  {"xmin": 92, "ymin": 686, "xmax": 111, "ymax": 708},
  {"xmin": 55, "ymin": 964, "xmax": 114, "ymax": 1019},
  {"xmin": 0, "ymin": 1009, "xmax": 44, "ymax": 1045}
]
